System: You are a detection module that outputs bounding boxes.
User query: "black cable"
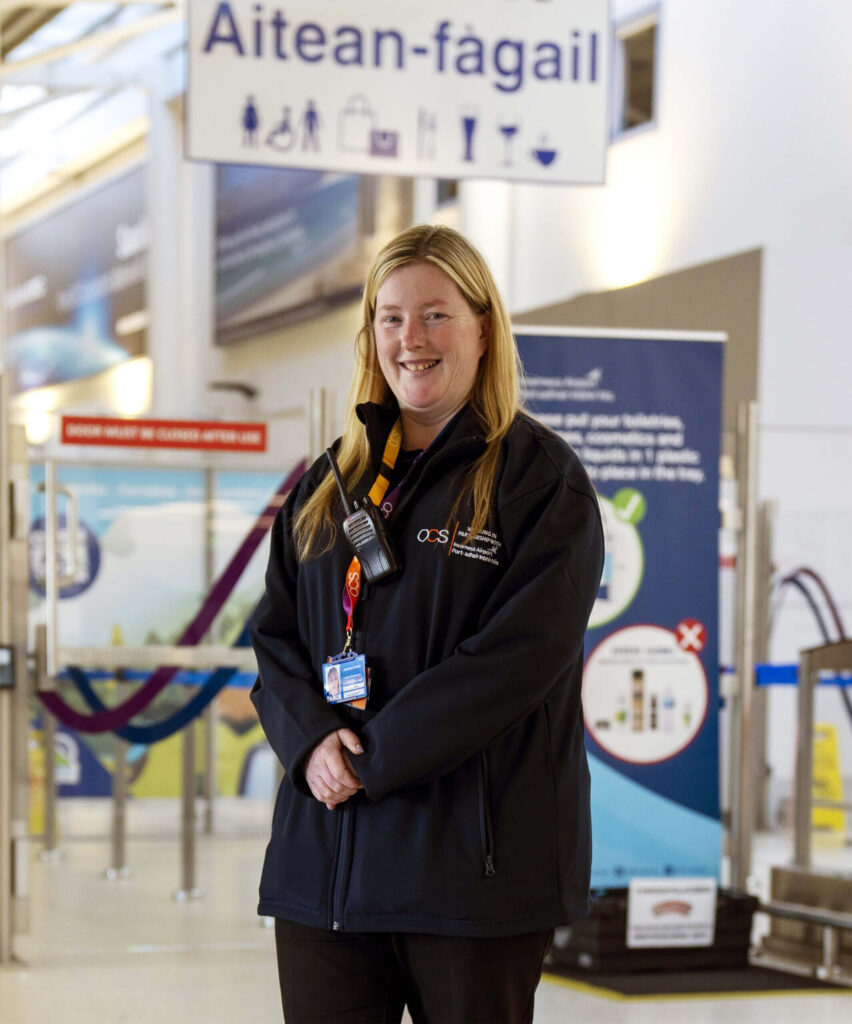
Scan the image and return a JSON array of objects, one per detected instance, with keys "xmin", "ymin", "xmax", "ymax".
[
  {"xmin": 789, "ymin": 566, "xmax": 847, "ymax": 639},
  {"xmin": 781, "ymin": 576, "xmax": 833, "ymax": 645},
  {"xmin": 779, "ymin": 574, "xmax": 852, "ymax": 729}
]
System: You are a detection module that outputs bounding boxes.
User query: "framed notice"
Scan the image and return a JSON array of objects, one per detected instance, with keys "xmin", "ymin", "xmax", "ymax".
[{"xmin": 627, "ymin": 878, "xmax": 718, "ymax": 948}]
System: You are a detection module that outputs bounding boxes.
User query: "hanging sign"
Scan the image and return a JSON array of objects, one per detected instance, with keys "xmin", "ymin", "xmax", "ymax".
[
  {"xmin": 187, "ymin": 0, "xmax": 609, "ymax": 185},
  {"xmin": 516, "ymin": 327, "xmax": 725, "ymax": 887},
  {"xmin": 61, "ymin": 416, "xmax": 267, "ymax": 452}
]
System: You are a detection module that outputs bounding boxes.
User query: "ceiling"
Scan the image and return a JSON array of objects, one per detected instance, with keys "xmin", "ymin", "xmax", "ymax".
[{"xmin": 0, "ymin": 1, "xmax": 186, "ymax": 215}]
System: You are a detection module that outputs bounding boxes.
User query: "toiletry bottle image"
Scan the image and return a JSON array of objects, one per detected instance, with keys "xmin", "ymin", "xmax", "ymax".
[
  {"xmin": 598, "ymin": 549, "xmax": 612, "ymax": 601},
  {"xmin": 649, "ymin": 693, "xmax": 658, "ymax": 730},
  {"xmin": 631, "ymin": 670, "xmax": 644, "ymax": 732},
  {"xmin": 615, "ymin": 693, "xmax": 628, "ymax": 729},
  {"xmin": 662, "ymin": 687, "xmax": 676, "ymax": 732}
]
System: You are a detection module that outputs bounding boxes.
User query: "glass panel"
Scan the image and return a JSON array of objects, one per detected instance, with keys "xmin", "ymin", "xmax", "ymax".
[
  {"xmin": 28, "ymin": 460, "xmax": 300, "ymax": 801},
  {"xmin": 622, "ymin": 26, "xmax": 656, "ymax": 130}
]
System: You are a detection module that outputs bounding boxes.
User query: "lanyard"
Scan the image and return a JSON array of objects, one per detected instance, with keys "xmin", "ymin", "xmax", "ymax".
[{"xmin": 341, "ymin": 419, "xmax": 404, "ymax": 649}]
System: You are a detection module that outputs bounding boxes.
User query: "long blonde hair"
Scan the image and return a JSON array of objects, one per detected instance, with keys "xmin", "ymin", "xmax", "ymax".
[{"xmin": 294, "ymin": 224, "xmax": 521, "ymax": 558}]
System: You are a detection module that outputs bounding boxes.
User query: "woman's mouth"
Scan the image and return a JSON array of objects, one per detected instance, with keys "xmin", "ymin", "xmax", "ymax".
[{"xmin": 400, "ymin": 359, "xmax": 439, "ymax": 373}]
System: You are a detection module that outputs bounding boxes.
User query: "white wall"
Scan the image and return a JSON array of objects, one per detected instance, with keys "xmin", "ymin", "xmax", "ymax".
[
  {"xmin": 211, "ymin": 300, "xmax": 364, "ymax": 465},
  {"xmin": 460, "ymin": 0, "xmax": 852, "ymax": 800}
]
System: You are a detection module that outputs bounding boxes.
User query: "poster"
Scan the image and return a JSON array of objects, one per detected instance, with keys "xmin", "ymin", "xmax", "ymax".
[
  {"xmin": 215, "ymin": 165, "xmax": 409, "ymax": 343},
  {"xmin": 188, "ymin": 0, "xmax": 609, "ymax": 184},
  {"xmin": 3, "ymin": 166, "xmax": 145, "ymax": 393},
  {"xmin": 516, "ymin": 327, "xmax": 725, "ymax": 886}
]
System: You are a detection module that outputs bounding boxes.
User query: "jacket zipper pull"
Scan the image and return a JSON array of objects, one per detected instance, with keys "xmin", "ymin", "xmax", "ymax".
[{"xmin": 484, "ymin": 855, "xmax": 496, "ymax": 877}]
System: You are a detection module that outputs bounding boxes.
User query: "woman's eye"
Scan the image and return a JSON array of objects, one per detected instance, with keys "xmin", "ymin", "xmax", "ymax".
[{"xmin": 426, "ymin": 312, "xmax": 446, "ymax": 322}]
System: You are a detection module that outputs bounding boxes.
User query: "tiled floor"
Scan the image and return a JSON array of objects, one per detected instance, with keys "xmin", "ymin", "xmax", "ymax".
[{"xmin": 1, "ymin": 799, "xmax": 850, "ymax": 1023}]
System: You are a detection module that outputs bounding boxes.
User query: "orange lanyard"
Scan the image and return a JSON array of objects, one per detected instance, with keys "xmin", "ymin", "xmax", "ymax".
[{"xmin": 341, "ymin": 419, "xmax": 403, "ymax": 650}]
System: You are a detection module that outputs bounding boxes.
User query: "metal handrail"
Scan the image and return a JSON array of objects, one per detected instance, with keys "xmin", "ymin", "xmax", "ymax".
[
  {"xmin": 758, "ymin": 899, "xmax": 852, "ymax": 931},
  {"xmin": 757, "ymin": 899, "xmax": 852, "ymax": 981},
  {"xmin": 54, "ymin": 644, "xmax": 256, "ymax": 672}
]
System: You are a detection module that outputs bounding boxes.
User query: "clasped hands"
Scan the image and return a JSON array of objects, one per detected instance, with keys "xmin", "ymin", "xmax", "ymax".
[{"xmin": 304, "ymin": 728, "xmax": 363, "ymax": 809}]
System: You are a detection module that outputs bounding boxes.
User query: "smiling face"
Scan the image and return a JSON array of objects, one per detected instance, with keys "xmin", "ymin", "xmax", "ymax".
[{"xmin": 373, "ymin": 261, "xmax": 488, "ymax": 448}]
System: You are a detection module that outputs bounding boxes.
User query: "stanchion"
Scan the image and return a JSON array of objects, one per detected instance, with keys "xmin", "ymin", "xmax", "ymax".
[
  {"xmin": 40, "ymin": 709, "xmax": 60, "ymax": 861},
  {"xmin": 35, "ymin": 625, "xmax": 60, "ymax": 861},
  {"xmin": 0, "ymin": 688, "xmax": 12, "ymax": 963},
  {"xmin": 203, "ymin": 702, "xmax": 216, "ymax": 835},
  {"xmin": 202, "ymin": 467, "xmax": 216, "ymax": 836},
  {"xmin": 730, "ymin": 400, "xmax": 759, "ymax": 889},
  {"xmin": 174, "ymin": 721, "xmax": 201, "ymax": 901},
  {"xmin": 106, "ymin": 735, "xmax": 131, "ymax": 880}
]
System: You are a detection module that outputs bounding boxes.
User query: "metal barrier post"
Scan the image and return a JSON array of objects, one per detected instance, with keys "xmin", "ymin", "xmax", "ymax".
[
  {"xmin": 730, "ymin": 401, "xmax": 760, "ymax": 889},
  {"xmin": 793, "ymin": 648, "xmax": 814, "ymax": 869},
  {"xmin": 203, "ymin": 704, "xmax": 216, "ymax": 835},
  {"xmin": 752, "ymin": 500, "xmax": 776, "ymax": 831},
  {"xmin": 175, "ymin": 721, "xmax": 200, "ymax": 901},
  {"xmin": 106, "ymin": 735, "xmax": 130, "ymax": 879},
  {"xmin": 0, "ymin": 688, "xmax": 11, "ymax": 963},
  {"xmin": 202, "ymin": 467, "xmax": 216, "ymax": 835},
  {"xmin": 34, "ymin": 625, "xmax": 58, "ymax": 859},
  {"xmin": 42, "ymin": 710, "xmax": 58, "ymax": 857}
]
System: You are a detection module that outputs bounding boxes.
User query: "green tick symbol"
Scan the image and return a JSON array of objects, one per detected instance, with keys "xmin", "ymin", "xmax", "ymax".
[{"xmin": 612, "ymin": 488, "xmax": 646, "ymax": 524}]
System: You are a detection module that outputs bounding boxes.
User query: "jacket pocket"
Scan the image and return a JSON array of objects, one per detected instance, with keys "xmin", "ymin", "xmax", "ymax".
[{"xmin": 477, "ymin": 751, "xmax": 497, "ymax": 877}]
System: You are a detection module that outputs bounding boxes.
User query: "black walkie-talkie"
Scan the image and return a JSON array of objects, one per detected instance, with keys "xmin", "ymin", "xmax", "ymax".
[{"xmin": 326, "ymin": 448, "xmax": 401, "ymax": 584}]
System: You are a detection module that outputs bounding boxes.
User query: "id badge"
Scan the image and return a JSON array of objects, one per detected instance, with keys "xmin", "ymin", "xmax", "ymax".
[{"xmin": 322, "ymin": 652, "xmax": 369, "ymax": 706}]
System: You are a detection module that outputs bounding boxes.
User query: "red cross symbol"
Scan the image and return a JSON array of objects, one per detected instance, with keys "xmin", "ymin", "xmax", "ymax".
[{"xmin": 676, "ymin": 619, "xmax": 706, "ymax": 652}]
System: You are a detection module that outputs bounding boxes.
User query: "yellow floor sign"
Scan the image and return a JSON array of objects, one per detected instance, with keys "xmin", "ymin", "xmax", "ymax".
[{"xmin": 812, "ymin": 723, "xmax": 846, "ymax": 832}]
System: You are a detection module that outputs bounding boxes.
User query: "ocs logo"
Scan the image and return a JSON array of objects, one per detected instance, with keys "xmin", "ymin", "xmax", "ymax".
[{"xmin": 417, "ymin": 528, "xmax": 449, "ymax": 544}]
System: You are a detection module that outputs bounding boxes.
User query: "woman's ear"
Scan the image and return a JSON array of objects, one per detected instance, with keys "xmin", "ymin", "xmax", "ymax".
[{"xmin": 478, "ymin": 311, "xmax": 491, "ymax": 354}]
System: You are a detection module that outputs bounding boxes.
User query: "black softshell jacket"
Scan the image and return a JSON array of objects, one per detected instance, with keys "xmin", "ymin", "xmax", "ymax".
[{"xmin": 250, "ymin": 403, "xmax": 604, "ymax": 937}]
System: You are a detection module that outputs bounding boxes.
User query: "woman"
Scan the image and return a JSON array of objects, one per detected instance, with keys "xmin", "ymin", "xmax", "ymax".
[{"xmin": 251, "ymin": 225, "xmax": 604, "ymax": 1023}]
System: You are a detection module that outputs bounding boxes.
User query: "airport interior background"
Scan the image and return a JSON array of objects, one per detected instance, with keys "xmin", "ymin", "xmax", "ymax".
[{"xmin": 0, "ymin": 1, "xmax": 851, "ymax": 1021}]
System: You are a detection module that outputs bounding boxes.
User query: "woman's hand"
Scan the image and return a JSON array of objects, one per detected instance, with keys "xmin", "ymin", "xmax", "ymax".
[{"xmin": 304, "ymin": 729, "xmax": 364, "ymax": 809}]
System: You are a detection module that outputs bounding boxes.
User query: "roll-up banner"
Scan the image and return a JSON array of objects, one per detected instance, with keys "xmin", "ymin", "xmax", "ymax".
[
  {"xmin": 187, "ymin": 0, "xmax": 609, "ymax": 185},
  {"xmin": 516, "ymin": 327, "xmax": 726, "ymax": 886}
]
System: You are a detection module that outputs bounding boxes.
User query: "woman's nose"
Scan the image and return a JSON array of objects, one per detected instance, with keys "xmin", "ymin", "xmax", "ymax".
[{"xmin": 400, "ymin": 318, "xmax": 424, "ymax": 348}]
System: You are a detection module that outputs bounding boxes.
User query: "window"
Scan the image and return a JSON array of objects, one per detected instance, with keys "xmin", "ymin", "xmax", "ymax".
[
  {"xmin": 613, "ymin": 11, "xmax": 658, "ymax": 136},
  {"xmin": 437, "ymin": 179, "xmax": 458, "ymax": 207}
]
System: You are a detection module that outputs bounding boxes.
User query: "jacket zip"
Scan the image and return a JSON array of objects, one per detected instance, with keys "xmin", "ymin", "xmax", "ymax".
[
  {"xmin": 331, "ymin": 801, "xmax": 355, "ymax": 930},
  {"xmin": 478, "ymin": 751, "xmax": 497, "ymax": 877},
  {"xmin": 327, "ymin": 807, "xmax": 344, "ymax": 930},
  {"xmin": 331, "ymin": 427, "xmax": 489, "ymax": 926},
  {"xmin": 329, "ymin": 577, "xmax": 374, "ymax": 932},
  {"xmin": 388, "ymin": 435, "xmax": 485, "ymax": 523}
]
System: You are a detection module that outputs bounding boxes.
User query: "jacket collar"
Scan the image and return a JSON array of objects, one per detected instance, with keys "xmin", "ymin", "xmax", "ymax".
[{"xmin": 356, "ymin": 402, "xmax": 486, "ymax": 476}]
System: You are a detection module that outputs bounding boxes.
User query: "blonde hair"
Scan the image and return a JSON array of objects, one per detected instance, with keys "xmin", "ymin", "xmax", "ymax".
[{"xmin": 294, "ymin": 224, "xmax": 521, "ymax": 558}]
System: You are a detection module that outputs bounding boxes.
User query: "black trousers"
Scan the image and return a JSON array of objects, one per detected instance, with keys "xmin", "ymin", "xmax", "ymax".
[{"xmin": 275, "ymin": 918, "xmax": 554, "ymax": 1024}]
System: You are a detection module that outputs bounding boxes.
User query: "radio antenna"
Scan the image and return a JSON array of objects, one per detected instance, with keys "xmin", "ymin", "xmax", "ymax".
[{"xmin": 325, "ymin": 448, "xmax": 354, "ymax": 516}]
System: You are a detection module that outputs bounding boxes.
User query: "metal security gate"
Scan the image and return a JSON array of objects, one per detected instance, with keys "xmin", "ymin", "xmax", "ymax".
[{"xmin": 0, "ymin": 390, "xmax": 335, "ymax": 962}]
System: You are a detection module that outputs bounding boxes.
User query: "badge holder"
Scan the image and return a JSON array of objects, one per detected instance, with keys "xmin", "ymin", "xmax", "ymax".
[{"xmin": 323, "ymin": 652, "xmax": 369, "ymax": 708}]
